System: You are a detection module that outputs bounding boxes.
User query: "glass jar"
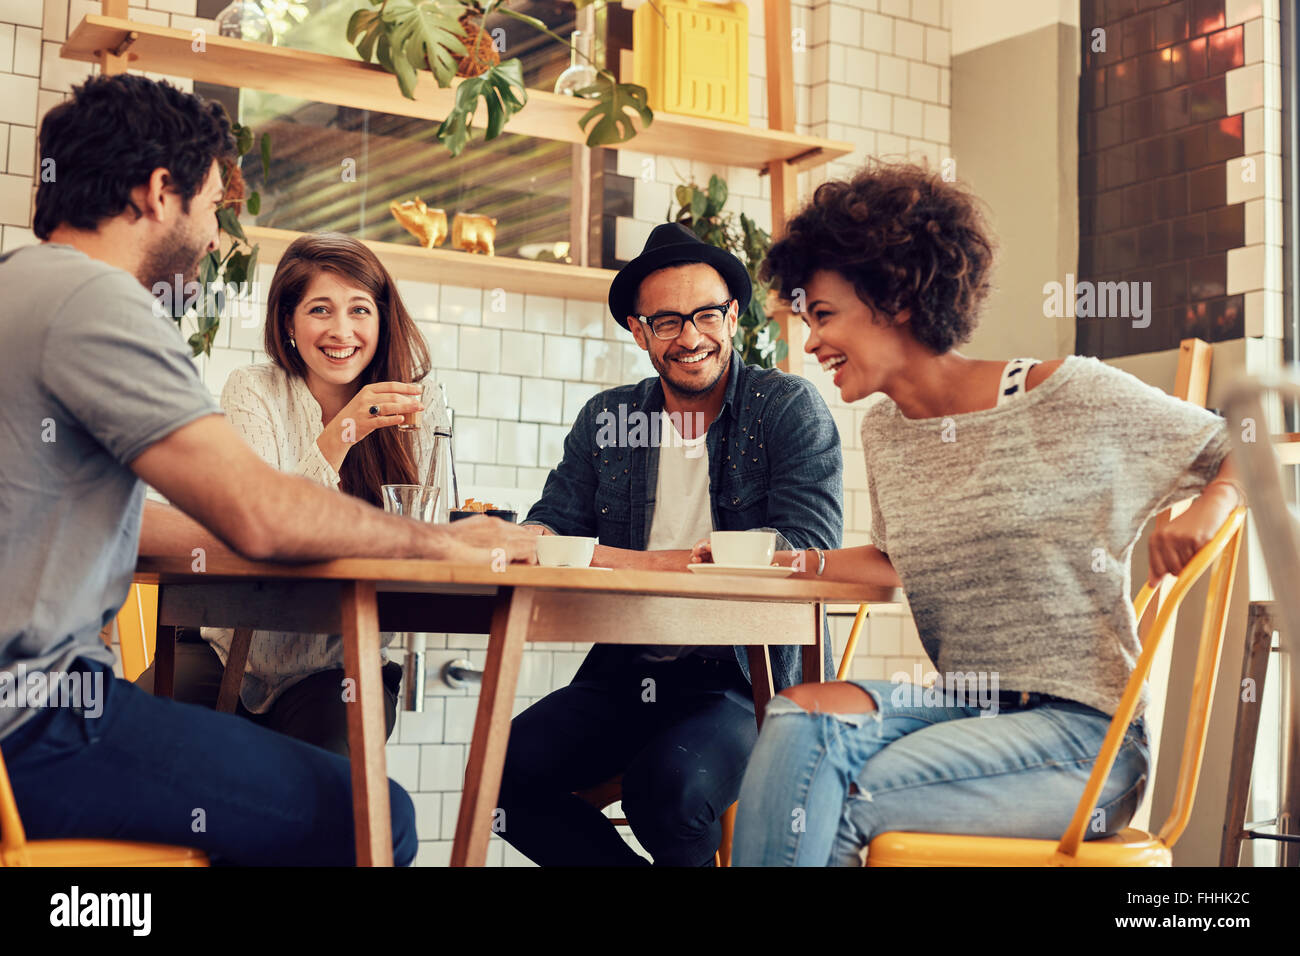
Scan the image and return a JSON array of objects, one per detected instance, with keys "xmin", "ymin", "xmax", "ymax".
[
  {"xmin": 215, "ymin": 1, "xmax": 276, "ymax": 45},
  {"xmin": 553, "ymin": 30, "xmax": 599, "ymax": 98}
]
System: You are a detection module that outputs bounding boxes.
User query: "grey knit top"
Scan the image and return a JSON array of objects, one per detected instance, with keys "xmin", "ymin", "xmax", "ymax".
[{"xmin": 862, "ymin": 355, "xmax": 1232, "ymax": 718}]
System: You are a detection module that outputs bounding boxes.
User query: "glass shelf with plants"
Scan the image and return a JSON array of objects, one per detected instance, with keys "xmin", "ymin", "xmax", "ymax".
[{"xmin": 63, "ymin": 6, "xmax": 853, "ymax": 170}]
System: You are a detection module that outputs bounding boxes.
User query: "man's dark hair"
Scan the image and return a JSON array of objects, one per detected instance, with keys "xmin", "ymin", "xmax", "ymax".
[
  {"xmin": 761, "ymin": 160, "xmax": 997, "ymax": 353},
  {"xmin": 34, "ymin": 74, "xmax": 237, "ymax": 240}
]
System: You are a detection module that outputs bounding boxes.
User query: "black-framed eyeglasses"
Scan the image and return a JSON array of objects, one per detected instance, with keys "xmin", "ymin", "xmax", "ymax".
[{"xmin": 636, "ymin": 299, "xmax": 734, "ymax": 340}]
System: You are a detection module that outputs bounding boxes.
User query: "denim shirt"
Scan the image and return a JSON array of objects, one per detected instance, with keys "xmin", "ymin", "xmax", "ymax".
[{"xmin": 524, "ymin": 350, "xmax": 843, "ymax": 691}]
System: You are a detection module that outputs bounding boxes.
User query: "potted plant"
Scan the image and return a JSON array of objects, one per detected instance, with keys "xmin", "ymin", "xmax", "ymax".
[
  {"xmin": 173, "ymin": 118, "xmax": 271, "ymax": 357},
  {"xmin": 668, "ymin": 174, "xmax": 786, "ymax": 369},
  {"xmin": 346, "ymin": 0, "xmax": 657, "ymax": 156}
]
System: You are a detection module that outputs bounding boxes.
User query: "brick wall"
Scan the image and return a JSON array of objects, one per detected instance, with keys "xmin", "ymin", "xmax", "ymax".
[{"xmin": 1075, "ymin": 0, "xmax": 1282, "ymax": 359}]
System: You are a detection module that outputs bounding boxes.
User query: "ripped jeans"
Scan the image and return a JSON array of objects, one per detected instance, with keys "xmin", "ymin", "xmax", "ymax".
[{"xmin": 732, "ymin": 679, "xmax": 1151, "ymax": 867}]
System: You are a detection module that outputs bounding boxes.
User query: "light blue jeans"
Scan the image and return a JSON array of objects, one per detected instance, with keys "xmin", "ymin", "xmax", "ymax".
[{"xmin": 732, "ymin": 680, "xmax": 1151, "ymax": 867}]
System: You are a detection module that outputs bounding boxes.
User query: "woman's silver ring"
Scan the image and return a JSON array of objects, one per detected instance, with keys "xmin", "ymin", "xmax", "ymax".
[{"xmin": 368, "ymin": 405, "xmax": 380, "ymax": 416}]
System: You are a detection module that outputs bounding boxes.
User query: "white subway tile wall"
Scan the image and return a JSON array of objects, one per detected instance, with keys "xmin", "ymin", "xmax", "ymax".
[{"xmin": 9, "ymin": 0, "xmax": 947, "ymax": 866}]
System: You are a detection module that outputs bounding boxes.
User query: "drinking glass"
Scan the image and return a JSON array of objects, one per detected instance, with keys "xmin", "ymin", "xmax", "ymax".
[
  {"xmin": 380, "ymin": 483, "xmax": 438, "ymax": 712},
  {"xmin": 397, "ymin": 406, "xmax": 423, "ymax": 432},
  {"xmin": 381, "ymin": 483, "xmax": 439, "ymax": 522}
]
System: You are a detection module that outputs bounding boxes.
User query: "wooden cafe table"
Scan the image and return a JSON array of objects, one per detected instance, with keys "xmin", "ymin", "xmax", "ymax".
[{"xmin": 133, "ymin": 555, "xmax": 895, "ymax": 866}]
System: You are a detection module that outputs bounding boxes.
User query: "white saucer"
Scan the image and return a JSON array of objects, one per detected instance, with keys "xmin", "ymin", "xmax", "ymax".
[{"xmin": 686, "ymin": 563, "xmax": 793, "ymax": 578}]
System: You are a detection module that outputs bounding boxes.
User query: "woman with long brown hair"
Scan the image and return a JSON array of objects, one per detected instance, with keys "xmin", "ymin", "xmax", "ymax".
[{"xmin": 138, "ymin": 232, "xmax": 446, "ymax": 755}]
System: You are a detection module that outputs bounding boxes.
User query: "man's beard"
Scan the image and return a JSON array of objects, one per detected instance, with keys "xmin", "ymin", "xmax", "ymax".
[
  {"xmin": 651, "ymin": 340, "xmax": 731, "ymax": 398},
  {"xmin": 138, "ymin": 221, "xmax": 210, "ymax": 292}
]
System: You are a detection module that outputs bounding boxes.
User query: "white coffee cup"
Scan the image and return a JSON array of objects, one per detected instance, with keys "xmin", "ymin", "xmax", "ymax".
[
  {"xmin": 709, "ymin": 530, "xmax": 777, "ymax": 567},
  {"xmin": 536, "ymin": 535, "xmax": 598, "ymax": 568}
]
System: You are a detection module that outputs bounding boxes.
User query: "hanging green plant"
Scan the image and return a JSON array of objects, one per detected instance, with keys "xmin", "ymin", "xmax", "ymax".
[
  {"xmin": 669, "ymin": 173, "xmax": 786, "ymax": 369},
  {"xmin": 174, "ymin": 116, "xmax": 272, "ymax": 357},
  {"xmin": 434, "ymin": 57, "xmax": 528, "ymax": 156},
  {"xmin": 346, "ymin": 0, "xmax": 654, "ymax": 157}
]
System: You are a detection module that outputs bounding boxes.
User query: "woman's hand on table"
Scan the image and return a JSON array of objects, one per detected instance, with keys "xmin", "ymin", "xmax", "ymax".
[{"xmin": 440, "ymin": 514, "xmax": 538, "ymax": 565}]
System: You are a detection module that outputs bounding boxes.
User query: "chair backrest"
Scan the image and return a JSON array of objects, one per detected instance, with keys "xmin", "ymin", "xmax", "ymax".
[
  {"xmin": 116, "ymin": 583, "xmax": 158, "ymax": 683},
  {"xmin": 836, "ymin": 603, "xmax": 871, "ymax": 681},
  {"xmin": 0, "ymin": 743, "xmax": 31, "ymax": 866},
  {"xmin": 4, "ymin": 586, "xmax": 161, "ymax": 865},
  {"xmin": 1053, "ymin": 505, "xmax": 1246, "ymax": 860}
]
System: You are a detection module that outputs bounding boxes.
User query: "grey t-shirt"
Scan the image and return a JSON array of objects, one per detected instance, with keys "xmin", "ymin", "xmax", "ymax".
[
  {"xmin": 0, "ymin": 243, "xmax": 222, "ymax": 741},
  {"xmin": 862, "ymin": 354, "xmax": 1231, "ymax": 719}
]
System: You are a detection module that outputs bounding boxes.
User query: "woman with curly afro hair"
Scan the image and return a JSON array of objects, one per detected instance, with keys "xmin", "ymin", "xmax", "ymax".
[{"xmin": 706, "ymin": 160, "xmax": 1246, "ymax": 866}]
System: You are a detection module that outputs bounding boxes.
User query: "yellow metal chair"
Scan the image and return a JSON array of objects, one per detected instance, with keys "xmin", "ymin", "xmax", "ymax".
[
  {"xmin": 865, "ymin": 506, "xmax": 1246, "ymax": 867},
  {"xmin": 581, "ymin": 602, "xmax": 873, "ymax": 867},
  {"xmin": 0, "ymin": 584, "xmax": 208, "ymax": 865},
  {"xmin": 2, "ymin": 587, "xmax": 207, "ymax": 866},
  {"xmin": 116, "ymin": 582, "xmax": 159, "ymax": 683},
  {"xmin": 0, "ymin": 747, "xmax": 208, "ymax": 866}
]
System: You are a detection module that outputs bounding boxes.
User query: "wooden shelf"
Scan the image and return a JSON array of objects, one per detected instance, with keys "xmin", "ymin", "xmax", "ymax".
[
  {"xmin": 1274, "ymin": 434, "xmax": 1300, "ymax": 466},
  {"xmin": 246, "ymin": 225, "xmax": 618, "ymax": 302},
  {"xmin": 63, "ymin": 15, "xmax": 853, "ymax": 174}
]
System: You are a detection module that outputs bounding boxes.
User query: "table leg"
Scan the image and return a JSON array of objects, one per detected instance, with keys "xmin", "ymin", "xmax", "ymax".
[
  {"xmin": 340, "ymin": 580, "xmax": 392, "ymax": 867},
  {"xmin": 215, "ymin": 628, "xmax": 253, "ymax": 714},
  {"xmin": 153, "ymin": 625, "xmax": 177, "ymax": 699},
  {"xmin": 746, "ymin": 646, "xmax": 774, "ymax": 732},
  {"xmin": 451, "ymin": 586, "xmax": 532, "ymax": 867},
  {"xmin": 802, "ymin": 601, "xmax": 826, "ymax": 685}
]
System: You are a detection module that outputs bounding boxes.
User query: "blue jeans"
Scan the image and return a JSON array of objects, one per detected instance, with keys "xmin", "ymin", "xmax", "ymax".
[
  {"xmin": 733, "ymin": 679, "xmax": 1151, "ymax": 867},
  {"xmin": 498, "ymin": 654, "xmax": 757, "ymax": 866},
  {"xmin": 0, "ymin": 658, "xmax": 417, "ymax": 866}
]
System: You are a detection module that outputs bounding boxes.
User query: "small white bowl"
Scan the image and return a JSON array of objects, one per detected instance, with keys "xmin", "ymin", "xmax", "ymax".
[
  {"xmin": 709, "ymin": 530, "xmax": 776, "ymax": 567},
  {"xmin": 536, "ymin": 535, "xmax": 598, "ymax": 568}
]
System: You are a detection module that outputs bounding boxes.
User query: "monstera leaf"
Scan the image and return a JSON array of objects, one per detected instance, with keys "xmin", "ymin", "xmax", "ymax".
[
  {"xmin": 576, "ymin": 77, "xmax": 653, "ymax": 147},
  {"xmin": 435, "ymin": 59, "xmax": 529, "ymax": 156},
  {"xmin": 348, "ymin": 7, "xmax": 383, "ymax": 60},
  {"xmin": 350, "ymin": 0, "xmax": 468, "ymax": 97},
  {"xmin": 350, "ymin": 1, "xmax": 659, "ymax": 154}
]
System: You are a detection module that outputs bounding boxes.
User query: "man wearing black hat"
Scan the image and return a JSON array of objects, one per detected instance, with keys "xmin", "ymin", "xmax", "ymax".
[{"xmin": 498, "ymin": 222, "xmax": 843, "ymax": 866}]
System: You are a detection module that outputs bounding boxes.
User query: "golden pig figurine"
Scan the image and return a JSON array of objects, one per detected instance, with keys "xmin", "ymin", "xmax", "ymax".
[
  {"xmin": 390, "ymin": 197, "xmax": 448, "ymax": 249},
  {"xmin": 451, "ymin": 212, "xmax": 497, "ymax": 255}
]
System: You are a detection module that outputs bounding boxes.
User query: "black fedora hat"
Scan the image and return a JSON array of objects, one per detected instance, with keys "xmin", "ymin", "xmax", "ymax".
[{"xmin": 608, "ymin": 222, "xmax": 752, "ymax": 330}]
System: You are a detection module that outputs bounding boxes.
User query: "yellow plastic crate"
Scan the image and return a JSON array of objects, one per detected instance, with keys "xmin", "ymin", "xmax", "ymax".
[{"xmin": 633, "ymin": 0, "xmax": 749, "ymax": 126}]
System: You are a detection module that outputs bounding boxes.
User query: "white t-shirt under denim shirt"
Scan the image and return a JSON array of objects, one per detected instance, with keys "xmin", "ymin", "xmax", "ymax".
[
  {"xmin": 200, "ymin": 363, "xmax": 447, "ymax": 713},
  {"xmin": 639, "ymin": 411, "xmax": 721, "ymax": 663},
  {"xmin": 0, "ymin": 243, "xmax": 223, "ymax": 742},
  {"xmin": 861, "ymin": 354, "xmax": 1232, "ymax": 720}
]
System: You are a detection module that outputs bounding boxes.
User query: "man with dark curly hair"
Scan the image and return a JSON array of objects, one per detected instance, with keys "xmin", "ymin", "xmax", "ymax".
[
  {"xmin": 692, "ymin": 160, "xmax": 1247, "ymax": 866},
  {"xmin": 0, "ymin": 74, "xmax": 536, "ymax": 865}
]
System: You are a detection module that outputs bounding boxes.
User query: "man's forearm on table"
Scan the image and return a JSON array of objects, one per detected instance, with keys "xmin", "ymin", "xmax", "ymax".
[
  {"xmin": 152, "ymin": 468, "xmax": 453, "ymax": 563},
  {"xmin": 139, "ymin": 499, "xmax": 241, "ymax": 559},
  {"xmin": 593, "ymin": 544, "xmax": 691, "ymax": 571},
  {"xmin": 142, "ymin": 484, "xmax": 440, "ymax": 564},
  {"xmin": 244, "ymin": 472, "xmax": 454, "ymax": 562}
]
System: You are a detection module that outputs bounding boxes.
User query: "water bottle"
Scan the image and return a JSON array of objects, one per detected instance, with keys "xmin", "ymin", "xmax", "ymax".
[
  {"xmin": 426, "ymin": 425, "xmax": 456, "ymax": 524},
  {"xmin": 406, "ymin": 406, "xmax": 457, "ymax": 712}
]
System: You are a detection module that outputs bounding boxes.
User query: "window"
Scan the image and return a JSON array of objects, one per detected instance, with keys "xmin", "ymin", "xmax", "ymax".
[{"xmin": 199, "ymin": 0, "xmax": 602, "ymax": 263}]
